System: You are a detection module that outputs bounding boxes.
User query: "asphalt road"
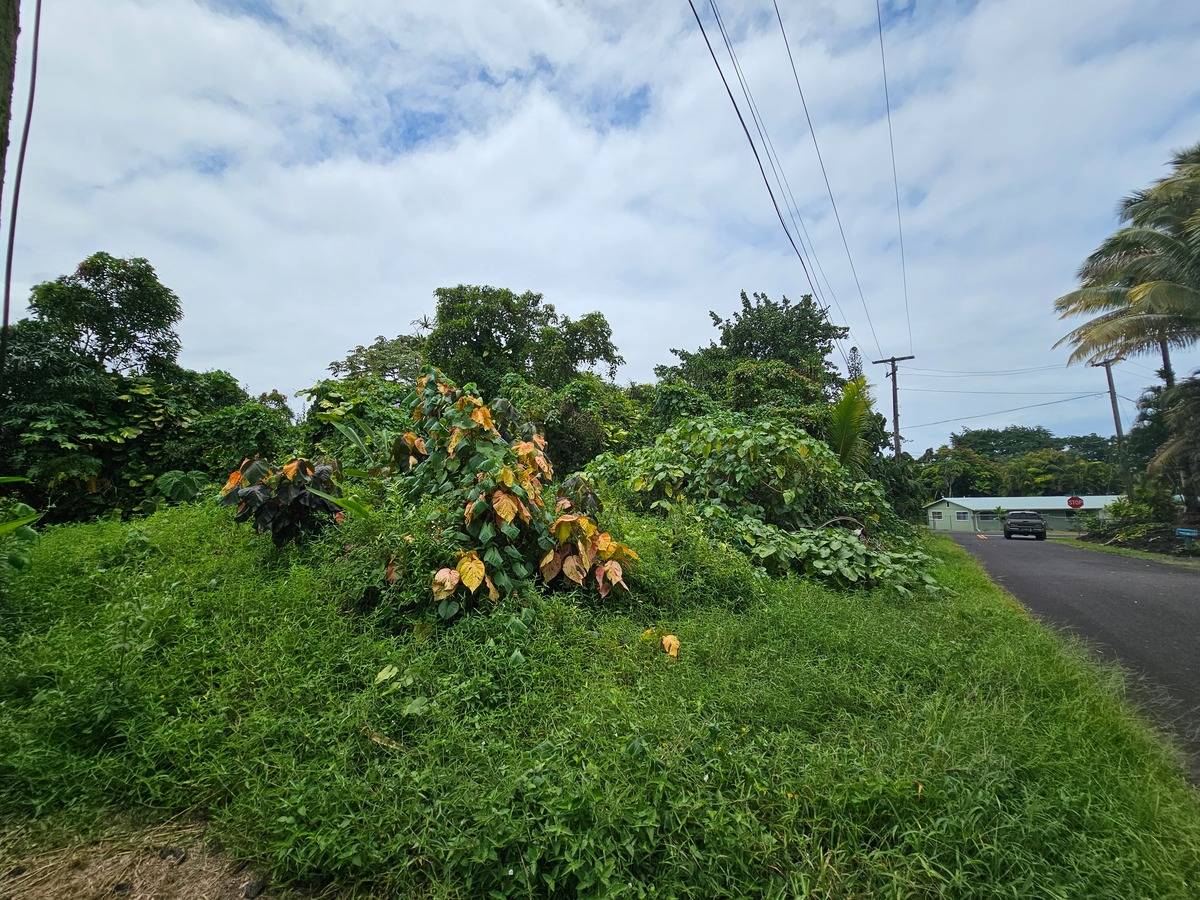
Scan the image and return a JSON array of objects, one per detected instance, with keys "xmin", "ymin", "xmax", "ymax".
[{"xmin": 950, "ymin": 533, "xmax": 1200, "ymax": 774}]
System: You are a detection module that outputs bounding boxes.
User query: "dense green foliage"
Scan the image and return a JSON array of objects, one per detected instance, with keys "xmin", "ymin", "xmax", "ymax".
[
  {"xmin": 3, "ymin": 507, "xmax": 1199, "ymax": 896},
  {"xmin": 328, "ymin": 333, "xmax": 427, "ymax": 383},
  {"xmin": 499, "ymin": 373, "xmax": 647, "ymax": 474},
  {"xmin": 0, "ymin": 254, "xmax": 293, "ymax": 521},
  {"xmin": 657, "ymin": 290, "xmax": 846, "ymax": 398},
  {"xmin": 918, "ymin": 440, "xmax": 1119, "ymax": 499},
  {"xmin": 424, "ymin": 285, "xmax": 623, "ymax": 398}
]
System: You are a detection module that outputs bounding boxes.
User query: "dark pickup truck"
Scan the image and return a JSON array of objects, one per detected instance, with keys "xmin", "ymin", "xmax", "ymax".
[{"xmin": 1003, "ymin": 510, "xmax": 1047, "ymax": 540}]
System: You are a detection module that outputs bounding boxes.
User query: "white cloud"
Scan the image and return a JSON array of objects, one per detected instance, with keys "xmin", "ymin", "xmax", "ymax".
[{"xmin": 7, "ymin": 0, "xmax": 1200, "ymax": 449}]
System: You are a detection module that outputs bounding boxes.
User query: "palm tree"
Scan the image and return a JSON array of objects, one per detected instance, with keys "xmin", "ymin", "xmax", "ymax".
[
  {"xmin": 1150, "ymin": 375, "xmax": 1200, "ymax": 517},
  {"xmin": 1055, "ymin": 143, "xmax": 1200, "ymax": 384},
  {"xmin": 825, "ymin": 377, "xmax": 873, "ymax": 470}
]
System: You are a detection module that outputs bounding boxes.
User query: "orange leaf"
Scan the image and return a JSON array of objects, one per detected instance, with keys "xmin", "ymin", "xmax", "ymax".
[
  {"xmin": 485, "ymin": 574, "xmax": 500, "ymax": 602},
  {"xmin": 555, "ymin": 497, "xmax": 572, "ymax": 514},
  {"xmin": 447, "ymin": 427, "xmax": 464, "ymax": 457},
  {"xmin": 493, "ymin": 491, "xmax": 518, "ymax": 524},
  {"xmin": 221, "ymin": 469, "xmax": 243, "ymax": 495},
  {"xmin": 464, "ymin": 499, "xmax": 475, "ymax": 525},
  {"xmin": 515, "ymin": 499, "xmax": 532, "ymax": 524},
  {"xmin": 562, "ymin": 554, "xmax": 587, "ymax": 586},
  {"xmin": 470, "ymin": 405, "xmax": 495, "ymax": 432},
  {"xmin": 532, "ymin": 432, "xmax": 547, "ymax": 450},
  {"xmin": 661, "ymin": 634, "xmax": 680, "ymax": 658},
  {"xmin": 432, "ymin": 567, "xmax": 460, "ymax": 601},
  {"xmin": 385, "ymin": 558, "xmax": 398, "ymax": 583},
  {"xmin": 282, "ymin": 459, "xmax": 300, "ymax": 481}
]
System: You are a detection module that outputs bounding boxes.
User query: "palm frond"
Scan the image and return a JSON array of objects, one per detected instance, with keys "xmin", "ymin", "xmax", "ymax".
[{"xmin": 826, "ymin": 377, "xmax": 873, "ymax": 470}]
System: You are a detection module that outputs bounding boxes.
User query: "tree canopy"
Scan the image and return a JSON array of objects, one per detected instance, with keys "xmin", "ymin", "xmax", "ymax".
[
  {"xmin": 424, "ymin": 285, "xmax": 623, "ymax": 398},
  {"xmin": 657, "ymin": 291, "xmax": 847, "ymax": 397},
  {"xmin": 329, "ymin": 333, "xmax": 426, "ymax": 383},
  {"xmin": 27, "ymin": 252, "xmax": 183, "ymax": 373}
]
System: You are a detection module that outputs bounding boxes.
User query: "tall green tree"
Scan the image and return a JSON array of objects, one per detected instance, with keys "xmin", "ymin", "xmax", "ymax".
[
  {"xmin": 950, "ymin": 425, "xmax": 1059, "ymax": 459},
  {"xmin": 329, "ymin": 333, "xmax": 425, "ymax": 383},
  {"xmin": 27, "ymin": 252, "xmax": 183, "ymax": 372},
  {"xmin": 424, "ymin": 285, "xmax": 622, "ymax": 398},
  {"xmin": 657, "ymin": 291, "xmax": 847, "ymax": 397}
]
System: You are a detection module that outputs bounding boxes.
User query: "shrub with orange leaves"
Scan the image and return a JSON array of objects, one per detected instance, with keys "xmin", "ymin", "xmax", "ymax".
[{"xmin": 400, "ymin": 368, "xmax": 638, "ymax": 619}]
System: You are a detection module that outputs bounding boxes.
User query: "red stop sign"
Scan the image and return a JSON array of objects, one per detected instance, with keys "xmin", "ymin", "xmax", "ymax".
[{"xmin": 1067, "ymin": 496, "xmax": 1084, "ymax": 509}]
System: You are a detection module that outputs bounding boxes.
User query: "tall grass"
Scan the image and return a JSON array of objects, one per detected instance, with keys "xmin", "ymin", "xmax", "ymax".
[{"xmin": 2, "ymin": 501, "xmax": 1198, "ymax": 896}]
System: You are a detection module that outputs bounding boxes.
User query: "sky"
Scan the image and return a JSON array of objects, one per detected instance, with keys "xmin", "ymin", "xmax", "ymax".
[{"xmin": 6, "ymin": 0, "xmax": 1200, "ymax": 452}]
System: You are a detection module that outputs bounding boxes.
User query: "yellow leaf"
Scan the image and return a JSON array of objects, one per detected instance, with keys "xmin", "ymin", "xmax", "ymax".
[
  {"xmin": 498, "ymin": 466, "xmax": 515, "ymax": 487},
  {"xmin": 470, "ymin": 405, "xmax": 495, "ymax": 432},
  {"xmin": 493, "ymin": 491, "xmax": 518, "ymax": 523},
  {"xmin": 457, "ymin": 552, "xmax": 486, "ymax": 593},
  {"xmin": 661, "ymin": 634, "xmax": 680, "ymax": 658},
  {"xmin": 562, "ymin": 554, "xmax": 587, "ymax": 586},
  {"xmin": 282, "ymin": 459, "xmax": 301, "ymax": 481},
  {"xmin": 485, "ymin": 574, "xmax": 500, "ymax": 602},
  {"xmin": 447, "ymin": 427, "xmax": 463, "ymax": 457},
  {"xmin": 432, "ymin": 567, "xmax": 460, "ymax": 601}
]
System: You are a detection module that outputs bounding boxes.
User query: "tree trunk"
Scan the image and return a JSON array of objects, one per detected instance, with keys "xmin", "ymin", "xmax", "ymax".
[
  {"xmin": 0, "ymin": 0, "xmax": 18, "ymax": 217},
  {"xmin": 1159, "ymin": 339, "xmax": 1176, "ymax": 388}
]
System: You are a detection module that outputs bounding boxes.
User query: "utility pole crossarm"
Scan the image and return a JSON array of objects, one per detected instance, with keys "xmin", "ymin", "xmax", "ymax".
[
  {"xmin": 871, "ymin": 355, "xmax": 915, "ymax": 458},
  {"xmin": 1090, "ymin": 358, "xmax": 1125, "ymax": 447}
]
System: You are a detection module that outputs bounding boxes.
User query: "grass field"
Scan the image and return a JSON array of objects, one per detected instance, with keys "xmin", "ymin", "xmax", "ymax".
[
  {"xmin": 2, "ymin": 502, "xmax": 1199, "ymax": 897},
  {"xmin": 1050, "ymin": 535, "xmax": 1200, "ymax": 571}
]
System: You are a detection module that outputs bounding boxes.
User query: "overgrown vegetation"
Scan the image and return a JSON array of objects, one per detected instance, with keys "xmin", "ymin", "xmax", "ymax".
[
  {"xmin": 3, "ymin": 508, "xmax": 1199, "ymax": 896},
  {"xmin": 6, "ymin": 248, "xmax": 1200, "ymax": 895}
]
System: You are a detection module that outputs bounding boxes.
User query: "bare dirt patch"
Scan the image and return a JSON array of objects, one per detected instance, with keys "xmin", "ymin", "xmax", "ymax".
[{"xmin": 0, "ymin": 822, "xmax": 273, "ymax": 900}]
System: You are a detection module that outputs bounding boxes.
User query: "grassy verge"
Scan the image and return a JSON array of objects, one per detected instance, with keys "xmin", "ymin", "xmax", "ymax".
[
  {"xmin": 2, "ymin": 506, "xmax": 1199, "ymax": 896},
  {"xmin": 1050, "ymin": 535, "xmax": 1200, "ymax": 571}
]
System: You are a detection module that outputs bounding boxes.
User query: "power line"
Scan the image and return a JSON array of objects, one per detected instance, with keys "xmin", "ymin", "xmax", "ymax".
[
  {"xmin": 770, "ymin": 0, "xmax": 884, "ymax": 359},
  {"xmin": 0, "ymin": 0, "xmax": 44, "ymax": 387},
  {"xmin": 874, "ymin": 0, "xmax": 913, "ymax": 355},
  {"xmin": 905, "ymin": 393, "xmax": 1106, "ymax": 430},
  {"xmin": 684, "ymin": 0, "xmax": 823, "ymax": 315},
  {"xmin": 902, "ymin": 387, "xmax": 1103, "ymax": 396},
  {"xmin": 901, "ymin": 364, "xmax": 1063, "ymax": 375},
  {"xmin": 704, "ymin": 0, "xmax": 852, "ymax": 365},
  {"xmin": 898, "ymin": 366, "xmax": 1066, "ymax": 379}
]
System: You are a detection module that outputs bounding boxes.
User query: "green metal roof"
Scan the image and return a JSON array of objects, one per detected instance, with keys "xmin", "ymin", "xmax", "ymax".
[{"xmin": 924, "ymin": 496, "xmax": 1122, "ymax": 511}]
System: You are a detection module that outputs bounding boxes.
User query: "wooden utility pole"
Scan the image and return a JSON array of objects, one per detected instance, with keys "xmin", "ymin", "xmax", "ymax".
[
  {"xmin": 1091, "ymin": 358, "xmax": 1124, "ymax": 448},
  {"xmin": 872, "ymin": 354, "xmax": 915, "ymax": 458}
]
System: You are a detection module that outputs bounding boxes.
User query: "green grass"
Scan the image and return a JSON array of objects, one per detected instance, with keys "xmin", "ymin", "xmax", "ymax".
[
  {"xmin": 2, "ymin": 503, "xmax": 1200, "ymax": 897},
  {"xmin": 1050, "ymin": 535, "xmax": 1200, "ymax": 571}
]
